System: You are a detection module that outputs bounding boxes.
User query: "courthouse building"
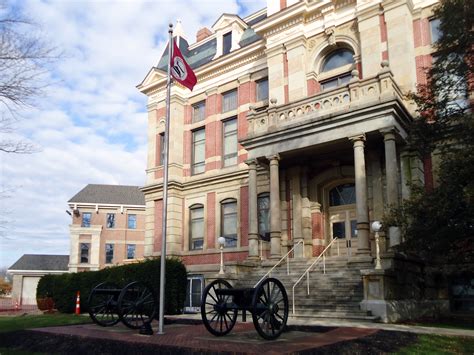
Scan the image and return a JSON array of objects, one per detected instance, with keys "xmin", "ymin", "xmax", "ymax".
[{"xmin": 138, "ymin": 0, "xmax": 443, "ymax": 319}]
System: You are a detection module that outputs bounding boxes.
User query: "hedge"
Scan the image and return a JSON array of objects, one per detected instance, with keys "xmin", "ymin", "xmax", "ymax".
[{"xmin": 37, "ymin": 257, "xmax": 187, "ymax": 315}]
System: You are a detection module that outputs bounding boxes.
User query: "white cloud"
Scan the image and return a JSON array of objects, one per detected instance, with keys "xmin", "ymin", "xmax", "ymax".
[{"xmin": 0, "ymin": 0, "xmax": 266, "ymax": 268}]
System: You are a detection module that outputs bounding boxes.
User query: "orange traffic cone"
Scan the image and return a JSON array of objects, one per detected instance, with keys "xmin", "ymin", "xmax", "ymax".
[{"xmin": 75, "ymin": 291, "xmax": 81, "ymax": 315}]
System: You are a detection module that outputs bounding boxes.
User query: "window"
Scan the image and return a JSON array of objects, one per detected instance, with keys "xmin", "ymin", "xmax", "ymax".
[
  {"xmin": 223, "ymin": 119, "xmax": 238, "ymax": 167},
  {"xmin": 221, "ymin": 199, "xmax": 237, "ymax": 247},
  {"xmin": 189, "ymin": 205, "xmax": 204, "ymax": 250},
  {"xmin": 81, "ymin": 213, "xmax": 91, "ymax": 227},
  {"xmin": 127, "ymin": 244, "xmax": 136, "ymax": 259},
  {"xmin": 430, "ymin": 18, "xmax": 441, "ymax": 44},
  {"xmin": 158, "ymin": 133, "xmax": 165, "ymax": 166},
  {"xmin": 105, "ymin": 243, "xmax": 114, "ymax": 264},
  {"xmin": 320, "ymin": 49, "xmax": 354, "ymax": 91},
  {"xmin": 192, "ymin": 101, "xmax": 206, "ymax": 122},
  {"xmin": 223, "ymin": 32, "xmax": 232, "ymax": 55},
  {"xmin": 128, "ymin": 214, "xmax": 137, "ymax": 229},
  {"xmin": 80, "ymin": 243, "xmax": 90, "ymax": 263},
  {"xmin": 329, "ymin": 183, "xmax": 356, "ymax": 206},
  {"xmin": 222, "ymin": 89, "xmax": 237, "ymax": 112},
  {"xmin": 257, "ymin": 193, "xmax": 270, "ymax": 241},
  {"xmin": 256, "ymin": 78, "xmax": 269, "ymax": 101},
  {"xmin": 192, "ymin": 128, "xmax": 205, "ymax": 174},
  {"xmin": 106, "ymin": 213, "xmax": 115, "ymax": 228}
]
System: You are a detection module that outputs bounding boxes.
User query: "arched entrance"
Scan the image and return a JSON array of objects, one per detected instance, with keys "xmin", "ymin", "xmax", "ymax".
[{"xmin": 328, "ymin": 183, "xmax": 357, "ymax": 257}]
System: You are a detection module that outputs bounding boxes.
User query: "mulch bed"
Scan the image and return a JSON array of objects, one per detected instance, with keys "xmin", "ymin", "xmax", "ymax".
[{"xmin": 0, "ymin": 324, "xmax": 418, "ymax": 355}]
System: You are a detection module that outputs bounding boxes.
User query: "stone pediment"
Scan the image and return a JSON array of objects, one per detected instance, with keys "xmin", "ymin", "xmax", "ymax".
[
  {"xmin": 137, "ymin": 67, "xmax": 166, "ymax": 92},
  {"xmin": 212, "ymin": 13, "xmax": 247, "ymax": 32}
]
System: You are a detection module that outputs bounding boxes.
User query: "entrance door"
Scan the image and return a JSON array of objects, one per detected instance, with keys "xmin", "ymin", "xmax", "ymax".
[
  {"xmin": 327, "ymin": 183, "xmax": 357, "ymax": 257},
  {"xmin": 184, "ymin": 276, "xmax": 203, "ymax": 313},
  {"xmin": 330, "ymin": 210, "xmax": 357, "ymax": 256}
]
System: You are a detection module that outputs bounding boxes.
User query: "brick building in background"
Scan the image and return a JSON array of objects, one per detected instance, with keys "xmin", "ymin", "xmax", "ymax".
[
  {"xmin": 137, "ymin": 0, "xmax": 447, "ymax": 319},
  {"xmin": 67, "ymin": 184, "xmax": 146, "ymax": 272}
]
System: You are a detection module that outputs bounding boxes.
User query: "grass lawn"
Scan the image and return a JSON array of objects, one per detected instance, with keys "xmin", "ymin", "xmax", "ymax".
[
  {"xmin": 396, "ymin": 334, "xmax": 474, "ymax": 354},
  {"xmin": 0, "ymin": 313, "xmax": 91, "ymax": 333}
]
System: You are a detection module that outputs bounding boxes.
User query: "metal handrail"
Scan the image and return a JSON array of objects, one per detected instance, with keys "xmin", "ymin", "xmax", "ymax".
[
  {"xmin": 254, "ymin": 239, "xmax": 304, "ymax": 288},
  {"xmin": 291, "ymin": 237, "xmax": 338, "ymax": 315}
]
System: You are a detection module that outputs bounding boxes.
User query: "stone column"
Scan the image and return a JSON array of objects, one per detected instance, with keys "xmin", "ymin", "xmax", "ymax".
[
  {"xmin": 246, "ymin": 159, "xmax": 259, "ymax": 259},
  {"xmin": 268, "ymin": 154, "xmax": 282, "ymax": 258},
  {"xmin": 350, "ymin": 135, "xmax": 370, "ymax": 255},
  {"xmin": 381, "ymin": 128, "xmax": 401, "ymax": 247}
]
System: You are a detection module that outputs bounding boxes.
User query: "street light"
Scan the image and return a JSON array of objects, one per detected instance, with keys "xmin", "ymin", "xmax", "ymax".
[
  {"xmin": 218, "ymin": 236, "xmax": 226, "ymax": 275},
  {"xmin": 371, "ymin": 221, "xmax": 382, "ymax": 270}
]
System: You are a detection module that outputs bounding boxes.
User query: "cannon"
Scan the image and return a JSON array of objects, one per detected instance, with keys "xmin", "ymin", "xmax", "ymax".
[
  {"xmin": 88, "ymin": 281, "xmax": 157, "ymax": 329},
  {"xmin": 200, "ymin": 277, "xmax": 289, "ymax": 340}
]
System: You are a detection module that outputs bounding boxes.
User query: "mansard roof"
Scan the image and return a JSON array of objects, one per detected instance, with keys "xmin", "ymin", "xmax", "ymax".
[
  {"xmin": 8, "ymin": 254, "xmax": 69, "ymax": 271},
  {"xmin": 68, "ymin": 184, "xmax": 145, "ymax": 206},
  {"xmin": 155, "ymin": 9, "xmax": 266, "ymax": 73}
]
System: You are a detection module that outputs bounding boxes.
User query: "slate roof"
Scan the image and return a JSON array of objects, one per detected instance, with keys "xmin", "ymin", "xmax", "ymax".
[
  {"xmin": 8, "ymin": 254, "xmax": 69, "ymax": 271},
  {"xmin": 156, "ymin": 9, "xmax": 266, "ymax": 72},
  {"xmin": 68, "ymin": 184, "xmax": 145, "ymax": 206}
]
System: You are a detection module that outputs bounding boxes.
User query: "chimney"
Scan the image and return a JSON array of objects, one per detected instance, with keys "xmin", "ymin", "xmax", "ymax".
[{"xmin": 196, "ymin": 27, "xmax": 212, "ymax": 42}]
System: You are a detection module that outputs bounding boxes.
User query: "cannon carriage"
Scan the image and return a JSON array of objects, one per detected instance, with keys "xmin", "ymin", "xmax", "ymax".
[
  {"xmin": 200, "ymin": 277, "xmax": 289, "ymax": 340},
  {"xmin": 87, "ymin": 281, "xmax": 157, "ymax": 329}
]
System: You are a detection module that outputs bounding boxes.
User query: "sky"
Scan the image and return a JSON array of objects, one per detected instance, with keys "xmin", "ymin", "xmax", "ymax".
[{"xmin": 0, "ymin": 0, "xmax": 267, "ymax": 269}]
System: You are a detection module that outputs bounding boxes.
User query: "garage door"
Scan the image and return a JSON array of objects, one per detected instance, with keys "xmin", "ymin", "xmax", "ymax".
[{"xmin": 22, "ymin": 276, "xmax": 41, "ymax": 305}]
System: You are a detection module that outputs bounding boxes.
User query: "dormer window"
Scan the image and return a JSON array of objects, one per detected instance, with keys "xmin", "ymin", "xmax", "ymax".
[
  {"xmin": 319, "ymin": 49, "xmax": 354, "ymax": 91},
  {"xmin": 223, "ymin": 32, "xmax": 232, "ymax": 55}
]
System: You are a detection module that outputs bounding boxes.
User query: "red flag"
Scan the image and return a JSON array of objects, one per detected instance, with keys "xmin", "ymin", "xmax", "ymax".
[{"xmin": 170, "ymin": 40, "xmax": 197, "ymax": 91}]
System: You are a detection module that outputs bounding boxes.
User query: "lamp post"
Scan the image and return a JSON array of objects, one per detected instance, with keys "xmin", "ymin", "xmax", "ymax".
[
  {"xmin": 371, "ymin": 221, "xmax": 382, "ymax": 270},
  {"xmin": 218, "ymin": 236, "xmax": 225, "ymax": 275}
]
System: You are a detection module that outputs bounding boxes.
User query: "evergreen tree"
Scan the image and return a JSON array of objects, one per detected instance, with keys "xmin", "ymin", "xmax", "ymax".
[{"xmin": 386, "ymin": 0, "xmax": 473, "ymax": 261}]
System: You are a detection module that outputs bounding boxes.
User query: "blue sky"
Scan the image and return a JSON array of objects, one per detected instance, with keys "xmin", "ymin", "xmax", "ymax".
[{"xmin": 0, "ymin": 0, "xmax": 266, "ymax": 269}]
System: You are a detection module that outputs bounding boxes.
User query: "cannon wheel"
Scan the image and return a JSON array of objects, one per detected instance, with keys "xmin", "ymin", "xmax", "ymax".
[
  {"xmin": 251, "ymin": 277, "xmax": 289, "ymax": 340},
  {"xmin": 201, "ymin": 279, "xmax": 237, "ymax": 336},
  {"xmin": 117, "ymin": 281, "xmax": 157, "ymax": 329},
  {"xmin": 88, "ymin": 282, "xmax": 121, "ymax": 327}
]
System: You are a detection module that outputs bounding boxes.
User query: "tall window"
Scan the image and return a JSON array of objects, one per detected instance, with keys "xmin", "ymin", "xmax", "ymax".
[
  {"xmin": 192, "ymin": 101, "xmax": 206, "ymax": 122},
  {"xmin": 158, "ymin": 133, "xmax": 165, "ymax": 166},
  {"xmin": 223, "ymin": 32, "xmax": 232, "ymax": 55},
  {"xmin": 222, "ymin": 89, "xmax": 237, "ymax": 112},
  {"xmin": 128, "ymin": 214, "xmax": 137, "ymax": 229},
  {"xmin": 192, "ymin": 128, "xmax": 205, "ymax": 174},
  {"xmin": 80, "ymin": 243, "xmax": 90, "ymax": 263},
  {"xmin": 189, "ymin": 205, "xmax": 204, "ymax": 250},
  {"xmin": 127, "ymin": 244, "xmax": 136, "ymax": 259},
  {"xmin": 105, "ymin": 243, "xmax": 114, "ymax": 264},
  {"xmin": 221, "ymin": 199, "xmax": 237, "ymax": 247},
  {"xmin": 81, "ymin": 213, "xmax": 91, "ymax": 227},
  {"xmin": 223, "ymin": 119, "xmax": 238, "ymax": 167},
  {"xmin": 257, "ymin": 193, "xmax": 270, "ymax": 241},
  {"xmin": 320, "ymin": 49, "xmax": 354, "ymax": 91},
  {"xmin": 430, "ymin": 18, "xmax": 441, "ymax": 44},
  {"xmin": 106, "ymin": 213, "xmax": 115, "ymax": 228},
  {"xmin": 256, "ymin": 78, "xmax": 269, "ymax": 101}
]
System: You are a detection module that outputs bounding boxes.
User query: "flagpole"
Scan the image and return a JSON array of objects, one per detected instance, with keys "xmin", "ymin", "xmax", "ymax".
[{"xmin": 158, "ymin": 23, "xmax": 173, "ymax": 335}]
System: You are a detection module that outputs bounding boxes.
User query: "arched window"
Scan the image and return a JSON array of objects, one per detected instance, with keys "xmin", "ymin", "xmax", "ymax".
[
  {"xmin": 320, "ymin": 49, "xmax": 354, "ymax": 91},
  {"xmin": 189, "ymin": 204, "xmax": 204, "ymax": 250},
  {"xmin": 221, "ymin": 198, "xmax": 237, "ymax": 247},
  {"xmin": 329, "ymin": 183, "xmax": 356, "ymax": 206},
  {"xmin": 257, "ymin": 193, "xmax": 270, "ymax": 241}
]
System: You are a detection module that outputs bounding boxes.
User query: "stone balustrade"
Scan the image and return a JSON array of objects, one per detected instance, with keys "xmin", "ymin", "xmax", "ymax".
[{"xmin": 247, "ymin": 68, "xmax": 407, "ymax": 137}]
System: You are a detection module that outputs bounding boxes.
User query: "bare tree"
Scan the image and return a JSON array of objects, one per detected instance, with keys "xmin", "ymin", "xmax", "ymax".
[{"xmin": 0, "ymin": 2, "xmax": 60, "ymax": 153}]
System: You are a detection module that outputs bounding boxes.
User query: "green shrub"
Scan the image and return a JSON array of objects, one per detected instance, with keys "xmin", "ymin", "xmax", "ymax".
[{"xmin": 36, "ymin": 257, "xmax": 187, "ymax": 315}]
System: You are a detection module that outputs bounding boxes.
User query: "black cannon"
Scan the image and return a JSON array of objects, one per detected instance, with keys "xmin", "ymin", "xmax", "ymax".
[
  {"xmin": 88, "ymin": 281, "xmax": 157, "ymax": 329},
  {"xmin": 200, "ymin": 277, "xmax": 289, "ymax": 340}
]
